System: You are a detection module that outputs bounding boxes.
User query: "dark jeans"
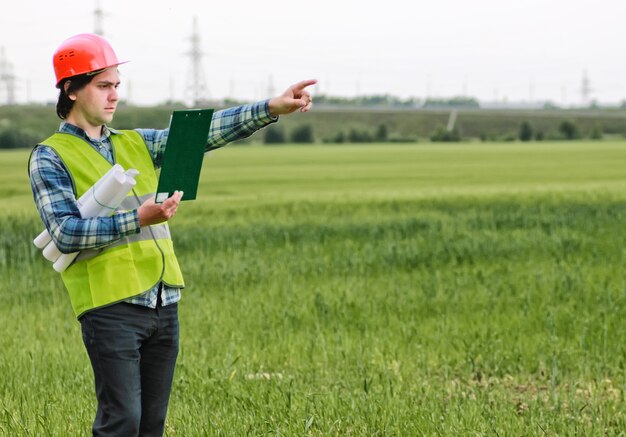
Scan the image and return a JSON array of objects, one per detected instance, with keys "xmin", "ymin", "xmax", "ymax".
[{"xmin": 80, "ymin": 301, "xmax": 179, "ymax": 437}]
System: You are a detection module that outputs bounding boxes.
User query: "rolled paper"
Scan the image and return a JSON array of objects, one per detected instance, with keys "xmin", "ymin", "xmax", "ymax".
[
  {"xmin": 42, "ymin": 240, "xmax": 62, "ymax": 262},
  {"xmin": 33, "ymin": 230, "xmax": 51, "ymax": 249},
  {"xmin": 52, "ymin": 252, "xmax": 79, "ymax": 273},
  {"xmin": 33, "ymin": 164, "xmax": 125, "ymax": 250},
  {"xmin": 34, "ymin": 165, "xmax": 139, "ymax": 273},
  {"xmin": 52, "ymin": 169, "xmax": 139, "ymax": 272}
]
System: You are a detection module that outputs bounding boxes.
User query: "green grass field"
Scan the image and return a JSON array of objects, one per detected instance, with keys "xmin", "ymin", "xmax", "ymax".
[{"xmin": 1, "ymin": 142, "xmax": 625, "ymax": 435}]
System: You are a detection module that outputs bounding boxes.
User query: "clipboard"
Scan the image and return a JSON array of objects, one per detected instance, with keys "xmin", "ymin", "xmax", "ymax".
[{"xmin": 155, "ymin": 109, "xmax": 214, "ymax": 203}]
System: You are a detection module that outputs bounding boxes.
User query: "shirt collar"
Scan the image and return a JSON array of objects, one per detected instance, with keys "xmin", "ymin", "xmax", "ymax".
[{"xmin": 58, "ymin": 122, "xmax": 119, "ymax": 142}]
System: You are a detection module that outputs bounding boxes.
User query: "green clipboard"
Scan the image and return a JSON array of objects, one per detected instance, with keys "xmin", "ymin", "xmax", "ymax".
[{"xmin": 155, "ymin": 108, "xmax": 214, "ymax": 203}]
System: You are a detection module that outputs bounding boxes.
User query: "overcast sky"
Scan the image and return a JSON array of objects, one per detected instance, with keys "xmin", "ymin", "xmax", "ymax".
[{"xmin": 1, "ymin": 0, "xmax": 625, "ymax": 106}]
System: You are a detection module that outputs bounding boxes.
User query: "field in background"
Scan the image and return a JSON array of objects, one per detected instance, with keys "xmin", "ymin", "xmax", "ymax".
[{"xmin": 1, "ymin": 142, "xmax": 625, "ymax": 435}]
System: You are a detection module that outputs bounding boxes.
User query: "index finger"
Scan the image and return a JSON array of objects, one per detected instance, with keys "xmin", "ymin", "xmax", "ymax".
[{"xmin": 291, "ymin": 79, "xmax": 317, "ymax": 91}]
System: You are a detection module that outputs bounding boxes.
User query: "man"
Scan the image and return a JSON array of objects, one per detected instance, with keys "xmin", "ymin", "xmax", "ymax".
[{"xmin": 29, "ymin": 32, "xmax": 315, "ymax": 437}]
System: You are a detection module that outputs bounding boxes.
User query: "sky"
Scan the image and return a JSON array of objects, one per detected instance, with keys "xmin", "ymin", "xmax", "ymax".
[{"xmin": 1, "ymin": 0, "xmax": 626, "ymax": 107}]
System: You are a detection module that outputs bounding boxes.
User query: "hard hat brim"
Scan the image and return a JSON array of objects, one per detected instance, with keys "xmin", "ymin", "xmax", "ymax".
[{"xmin": 55, "ymin": 61, "xmax": 129, "ymax": 88}]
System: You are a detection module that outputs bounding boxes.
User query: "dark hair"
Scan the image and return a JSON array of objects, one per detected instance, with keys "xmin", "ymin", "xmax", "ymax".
[{"xmin": 56, "ymin": 74, "xmax": 96, "ymax": 119}]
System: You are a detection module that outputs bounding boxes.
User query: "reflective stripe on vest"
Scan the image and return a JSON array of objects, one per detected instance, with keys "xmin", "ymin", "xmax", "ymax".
[
  {"xmin": 36, "ymin": 130, "xmax": 185, "ymax": 318},
  {"xmin": 74, "ymin": 192, "xmax": 172, "ymax": 262}
]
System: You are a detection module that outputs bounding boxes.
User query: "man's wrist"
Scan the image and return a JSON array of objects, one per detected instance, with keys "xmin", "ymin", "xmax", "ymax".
[{"xmin": 266, "ymin": 98, "xmax": 280, "ymax": 120}]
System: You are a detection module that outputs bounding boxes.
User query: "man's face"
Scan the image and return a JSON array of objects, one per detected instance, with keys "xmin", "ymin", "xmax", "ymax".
[{"xmin": 68, "ymin": 68, "xmax": 120, "ymax": 128}]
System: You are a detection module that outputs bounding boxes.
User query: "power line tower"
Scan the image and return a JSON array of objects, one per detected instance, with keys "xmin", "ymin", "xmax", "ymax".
[
  {"xmin": 94, "ymin": 0, "xmax": 105, "ymax": 36},
  {"xmin": 0, "ymin": 47, "xmax": 16, "ymax": 105},
  {"xmin": 185, "ymin": 17, "xmax": 209, "ymax": 106},
  {"xmin": 581, "ymin": 69, "xmax": 592, "ymax": 107}
]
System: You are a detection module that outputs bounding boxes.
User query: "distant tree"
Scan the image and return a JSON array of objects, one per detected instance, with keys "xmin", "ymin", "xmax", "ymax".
[
  {"xmin": 222, "ymin": 98, "xmax": 244, "ymax": 107},
  {"xmin": 374, "ymin": 124, "xmax": 389, "ymax": 142},
  {"xmin": 558, "ymin": 120, "xmax": 579, "ymax": 140},
  {"xmin": 430, "ymin": 126, "xmax": 461, "ymax": 142},
  {"xmin": 518, "ymin": 121, "xmax": 534, "ymax": 142},
  {"xmin": 590, "ymin": 123, "xmax": 603, "ymax": 140},
  {"xmin": 500, "ymin": 132, "xmax": 517, "ymax": 142},
  {"xmin": 323, "ymin": 131, "xmax": 345, "ymax": 144},
  {"xmin": 388, "ymin": 135, "xmax": 418, "ymax": 143},
  {"xmin": 535, "ymin": 131, "xmax": 544, "ymax": 141},
  {"xmin": 264, "ymin": 125, "xmax": 286, "ymax": 144},
  {"xmin": 543, "ymin": 101, "xmax": 561, "ymax": 110},
  {"xmin": 348, "ymin": 129, "xmax": 372, "ymax": 143},
  {"xmin": 423, "ymin": 97, "xmax": 480, "ymax": 109},
  {"xmin": 290, "ymin": 124, "xmax": 315, "ymax": 143},
  {"xmin": 0, "ymin": 129, "xmax": 38, "ymax": 149},
  {"xmin": 313, "ymin": 94, "xmax": 422, "ymax": 108},
  {"xmin": 479, "ymin": 132, "xmax": 495, "ymax": 142}
]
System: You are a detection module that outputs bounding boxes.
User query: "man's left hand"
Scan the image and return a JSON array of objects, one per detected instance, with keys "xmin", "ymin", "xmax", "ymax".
[{"xmin": 268, "ymin": 79, "xmax": 317, "ymax": 116}]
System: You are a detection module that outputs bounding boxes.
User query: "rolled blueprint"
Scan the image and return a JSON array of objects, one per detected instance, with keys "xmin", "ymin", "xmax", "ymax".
[
  {"xmin": 42, "ymin": 241, "xmax": 62, "ymax": 262},
  {"xmin": 34, "ymin": 164, "xmax": 140, "ymax": 272},
  {"xmin": 33, "ymin": 164, "xmax": 126, "ymax": 249},
  {"xmin": 33, "ymin": 230, "xmax": 52, "ymax": 250}
]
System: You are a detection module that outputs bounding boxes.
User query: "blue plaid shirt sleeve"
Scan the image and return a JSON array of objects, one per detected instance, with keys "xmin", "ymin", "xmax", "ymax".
[
  {"xmin": 29, "ymin": 146, "xmax": 140, "ymax": 254},
  {"xmin": 135, "ymin": 99, "xmax": 277, "ymax": 168}
]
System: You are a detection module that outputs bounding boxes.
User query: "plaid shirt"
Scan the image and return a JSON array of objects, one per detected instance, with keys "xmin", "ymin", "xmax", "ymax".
[{"xmin": 30, "ymin": 100, "xmax": 276, "ymax": 308}]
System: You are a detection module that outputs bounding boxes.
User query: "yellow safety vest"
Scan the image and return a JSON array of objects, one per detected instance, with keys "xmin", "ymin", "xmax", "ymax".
[{"xmin": 37, "ymin": 129, "xmax": 185, "ymax": 318}]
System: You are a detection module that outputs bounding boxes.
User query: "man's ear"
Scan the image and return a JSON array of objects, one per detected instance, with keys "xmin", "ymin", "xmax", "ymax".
[{"xmin": 64, "ymin": 81, "xmax": 76, "ymax": 101}]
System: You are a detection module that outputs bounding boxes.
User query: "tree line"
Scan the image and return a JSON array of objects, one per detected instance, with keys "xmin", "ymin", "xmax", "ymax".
[
  {"xmin": 0, "ymin": 104, "xmax": 623, "ymax": 149},
  {"xmin": 431, "ymin": 119, "xmax": 604, "ymax": 143},
  {"xmin": 259, "ymin": 119, "xmax": 609, "ymax": 145}
]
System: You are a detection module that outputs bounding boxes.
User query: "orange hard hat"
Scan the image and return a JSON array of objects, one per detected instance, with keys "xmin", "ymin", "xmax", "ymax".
[{"xmin": 52, "ymin": 33, "xmax": 127, "ymax": 88}]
